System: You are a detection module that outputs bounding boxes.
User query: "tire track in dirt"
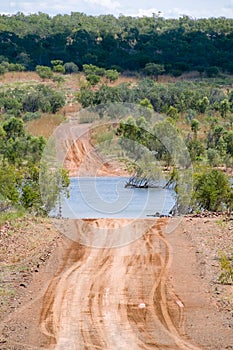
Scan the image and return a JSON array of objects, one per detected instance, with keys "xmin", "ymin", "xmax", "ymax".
[{"xmin": 40, "ymin": 219, "xmax": 203, "ymax": 350}]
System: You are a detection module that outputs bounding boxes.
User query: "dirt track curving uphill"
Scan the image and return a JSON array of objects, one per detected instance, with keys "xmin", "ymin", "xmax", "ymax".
[
  {"xmin": 64, "ymin": 123, "xmax": 128, "ymax": 177},
  {"xmin": 40, "ymin": 219, "xmax": 202, "ymax": 350}
]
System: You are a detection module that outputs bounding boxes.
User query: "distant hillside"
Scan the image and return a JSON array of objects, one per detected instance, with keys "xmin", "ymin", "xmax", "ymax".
[{"xmin": 0, "ymin": 13, "xmax": 233, "ymax": 75}]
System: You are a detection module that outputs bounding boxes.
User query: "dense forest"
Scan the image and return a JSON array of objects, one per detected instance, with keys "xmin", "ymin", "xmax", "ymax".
[{"xmin": 0, "ymin": 13, "xmax": 233, "ymax": 75}]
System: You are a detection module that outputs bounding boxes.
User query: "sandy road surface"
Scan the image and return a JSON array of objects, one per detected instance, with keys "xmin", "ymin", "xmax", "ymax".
[
  {"xmin": 40, "ymin": 219, "xmax": 202, "ymax": 350},
  {"xmin": 40, "ymin": 122, "xmax": 202, "ymax": 349}
]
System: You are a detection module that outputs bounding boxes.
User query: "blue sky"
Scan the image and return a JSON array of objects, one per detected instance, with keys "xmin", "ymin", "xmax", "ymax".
[{"xmin": 1, "ymin": 0, "xmax": 233, "ymax": 18}]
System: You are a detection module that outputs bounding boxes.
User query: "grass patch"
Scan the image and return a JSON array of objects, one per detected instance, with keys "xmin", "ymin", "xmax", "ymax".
[
  {"xmin": 0, "ymin": 287, "xmax": 16, "ymax": 298},
  {"xmin": 218, "ymin": 252, "xmax": 233, "ymax": 285},
  {"xmin": 26, "ymin": 113, "xmax": 65, "ymax": 138},
  {"xmin": 0, "ymin": 207, "xmax": 25, "ymax": 227}
]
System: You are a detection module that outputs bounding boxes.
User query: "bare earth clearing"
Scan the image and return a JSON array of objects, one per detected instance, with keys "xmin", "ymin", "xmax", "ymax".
[{"xmin": 0, "ymin": 124, "xmax": 232, "ymax": 350}]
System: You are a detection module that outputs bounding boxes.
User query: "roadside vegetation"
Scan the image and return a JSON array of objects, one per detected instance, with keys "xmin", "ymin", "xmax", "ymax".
[
  {"xmin": 0, "ymin": 13, "xmax": 232, "ymax": 317},
  {"xmin": 0, "ymin": 13, "xmax": 232, "ymax": 233}
]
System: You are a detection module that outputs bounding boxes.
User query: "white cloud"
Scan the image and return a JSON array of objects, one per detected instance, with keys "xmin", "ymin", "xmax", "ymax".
[
  {"xmin": 16, "ymin": 0, "xmax": 121, "ymax": 15},
  {"xmin": 135, "ymin": 8, "xmax": 163, "ymax": 17},
  {"xmin": 162, "ymin": 5, "xmax": 233, "ymax": 19},
  {"xmin": 84, "ymin": 0, "xmax": 121, "ymax": 11},
  {"xmin": 164, "ymin": 7, "xmax": 193, "ymax": 18}
]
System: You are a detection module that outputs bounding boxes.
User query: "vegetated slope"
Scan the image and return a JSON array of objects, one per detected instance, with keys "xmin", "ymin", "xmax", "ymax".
[{"xmin": 0, "ymin": 14, "xmax": 233, "ymax": 76}]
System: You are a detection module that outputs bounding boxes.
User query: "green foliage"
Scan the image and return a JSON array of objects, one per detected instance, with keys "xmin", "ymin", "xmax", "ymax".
[
  {"xmin": 105, "ymin": 69, "xmax": 119, "ymax": 82},
  {"xmin": 0, "ymin": 206, "xmax": 25, "ymax": 226},
  {"xmin": 206, "ymin": 66, "xmax": 220, "ymax": 78},
  {"xmin": 0, "ymin": 118, "xmax": 69, "ymax": 215},
  {"xmin": 167, "ymin": 106, "xmax": 179, "ymax": 120},
  {"xmin": 3, "ymin": 117, "xmax": 25, "ymax": 139},
  {"xmin": 23, "ymin": 92, "xmax": 40, "ymax": 112},
  {"xmin": 143, "ymin": 63, "xmax": 165, "ymax": 78},
  {"xmin": 77, "ymin": 79, "xmax": 231, "ymax": 119},
  {"xmin": 0, "ymin": 85, "xmax": 66, "ymax": 116},
  {"xmin": 86, "ymin": 74, "xmax": 101, "ymax": 86},
  {"xmin": 8, "ymin": 63, "xmax": 25, "ymax": 72},
  {"xmin": 0, "ymin": 64, "xmax": 7, "ymax": 75},
  {"xmin": 193, "ymin": 169, "xmax": 231, "ymax": 212},
  {"xmin": 36, "ymin": 65, "xmax": 53, "ymax": 79},
  {"xmin": 225, "ymin": 131, "xmax": 233, "ymax": 155},
  {"xmin": 187, "ymin": 139, "xmax": 205, "ymax": 161},
  {"xmin": 40, "ymin": 165, "xmax": 70, "ymax": 214},
  {"xmin": 197, "ymin": 96, "xmax": 209, "ymax": 113},
  {"xmin": 51, "ymin": 60, "xmax": 63, "ymax": 67},
  {"xmin": 0, "ymin": 166, "xmax": 21, "ymax": 204},
  {"xmin": 0, "ymin": 14, "xmax": 232, "ymax": 75},
  {"xmin": 64, "ymin": 62, "xmax": 79, "ymax": 74},
  {"xmin": 140, "ymin": 98, "xmax": 153, "ymax": 110},
  {"xmin": 0, "ymin": 62, "xmax": 25, "ymax": 74},
  {"xmin": 83, "ymin": 64, "xmax": 105, "ymax": 76},
  {"xmin": 220, "ymin": 99, "xmax": 230, "ymax": 118},
  {"xmin": 191, "ymin": 119, "xmax": 200, "ymax": 136},
  {"xmin": 207, "ymin": 148, "xmax": 221, "ymax": 167},
  {"xmin": 53, "ymin": 64, "xmax": 65, "ymax": 74}
]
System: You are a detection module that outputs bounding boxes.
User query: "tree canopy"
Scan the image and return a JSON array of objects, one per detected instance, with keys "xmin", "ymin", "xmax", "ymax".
[{"xmin": 0, "ymin": 13, "xmax": 232, "ymax": 75}]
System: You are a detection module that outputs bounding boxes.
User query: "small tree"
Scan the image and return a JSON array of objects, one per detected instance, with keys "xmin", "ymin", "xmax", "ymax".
[
  {"xmin": 105, "ymin": 69, "xmax": 119, "ymax": 82},
  {"xmin": 86, "ymin": 74, "xmax": 101, "ymax": 86},
  {"xmin": 23, "ymin": 92, "xmax": 40, "ymax": 112},
  {"xmin": 187, "ymin": 139, "xmax": 205, "ymax": 161},
  {"xmin": 51, "ymin": 60, "xmax": 63, "ymax": 67},
  {"xmin": 8, "ymin": 63, "xmax": 25, "ymax": 72},
  {"xmin": 191, "ymin": 119, "xmax": 200, "ymax": 138},
  {"xmin": 225, "ymin": 130, "xmax": 233, "ymax": 155},
  {"xmin": 64, "ymin": 62, "xmax": 79, "ymax": 74},
  {"xmin": 197, "ymin": 96, "xmax": 209, "ymax": 114},
  {"xmin": 167, "ymin": 106, "xmax": 179, "ymax": 120},
  {"xmin": 143, "ymin": 63, "xmax": 165, "ymax": 80},
  {"xmin": 207, "ymin": 148, "xmax": 220, "ymax": 167},
  {"xmin": 36, "ymin": 65, "xmax": 53, "ymax": 79},
  {"xmin": 206, "ymin": 66, "xmax": 220, "ymax": 78},
  {"xmin": 83, "ymin": 64, "xmax": 105, "ymax": 76},
  {"xmin": 3, "ymin": 117, "xmax": 25, "ymax": 139},
  {"xmin": 0, "ymin": 64, "xmax": 7, "ymax": 75},
  {"xmin": 194, "ymin": 169, "xmax": 231, "ymax": 212},
  {"xmin": 140, "ymin": 98, "xmax": 153, "ymax": 110},
  {"xmin": 220, "ymin": 99, "xmax": 230, "ymax": 118},
  {"xmin": 53, "ymin": 65, "xmax": 65, "ymax": 74}
]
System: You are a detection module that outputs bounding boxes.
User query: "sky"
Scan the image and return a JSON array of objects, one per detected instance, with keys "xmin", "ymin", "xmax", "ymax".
[{"xmin": 0, "ymin": 0, "xmax": 233, "ymax": 18}]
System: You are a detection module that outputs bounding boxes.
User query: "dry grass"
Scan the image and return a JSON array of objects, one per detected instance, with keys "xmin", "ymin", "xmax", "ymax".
[
  {"xmin": 60, "ymin": 102, "xmax": 82, "ymax": 116},
  {"xmin": 108, "ymin": 75, "xmax": 139, "ymax": 87},
  {"xmin": 0, "ymin": 71, "xmax": 41, "ymax": 84},
  {"xmin": 26, "ymin": 113, "xmax": 65, "ymax": 138},
  {"xmin": 0, "ymin": 216, "xmax": 59, "ymax": 315}
]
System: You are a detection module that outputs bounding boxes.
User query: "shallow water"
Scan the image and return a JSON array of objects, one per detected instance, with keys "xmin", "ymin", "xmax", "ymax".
[{"xmin": 55, "ymin": 177, "xmax": 176, "ymax": 219}]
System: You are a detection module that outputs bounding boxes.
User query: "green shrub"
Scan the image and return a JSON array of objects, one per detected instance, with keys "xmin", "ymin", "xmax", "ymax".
[{"xmin": 36, "ymin": 65, "xmax": 53, "ymax": 79}]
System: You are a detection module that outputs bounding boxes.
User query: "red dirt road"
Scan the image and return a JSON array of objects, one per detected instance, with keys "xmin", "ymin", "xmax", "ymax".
[{"xmin": 40, "ymin": 219, "xmax": 202, "ymax": 350}]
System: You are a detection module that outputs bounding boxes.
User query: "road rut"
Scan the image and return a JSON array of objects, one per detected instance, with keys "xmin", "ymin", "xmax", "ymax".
[{"xmin": 40, "ymin": 219, "xmax": 202, "ymax": 350}]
